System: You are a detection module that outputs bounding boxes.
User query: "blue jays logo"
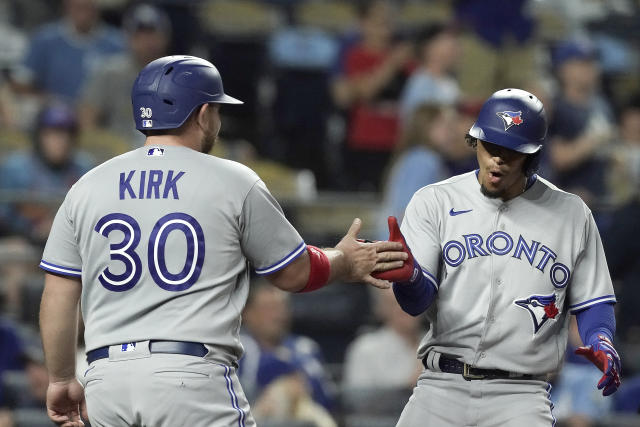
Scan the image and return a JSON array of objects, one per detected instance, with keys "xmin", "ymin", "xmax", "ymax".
[
  {"xmin": 514, "ymin": 293, "xmax": 560, "ymax": 334},
  {"xmin": 496, "ymin": 111, "xmax": 524, "ymax": 131},
  {"xmin": 147, "ymin": 147, "xmax": 164, "ymax": 157}
]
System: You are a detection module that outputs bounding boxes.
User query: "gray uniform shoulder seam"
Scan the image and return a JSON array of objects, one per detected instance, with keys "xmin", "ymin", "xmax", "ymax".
[{"xmin": 240, "ymin": 178, "xmax": 264, "ymax": 215}]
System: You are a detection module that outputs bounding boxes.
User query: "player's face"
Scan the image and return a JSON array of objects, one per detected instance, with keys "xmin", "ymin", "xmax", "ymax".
[
  {"xmin": 200, "ymin": 104, "xmax": 221, "ymax": 154},
  {"xmin": 476, "ymin": 140, "xmax": 527, "ymax": 201}
]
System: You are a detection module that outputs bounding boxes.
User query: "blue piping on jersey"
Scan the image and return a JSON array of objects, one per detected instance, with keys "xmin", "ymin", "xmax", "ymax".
[
  {"xmin": 422, "ymin": 268, "xmax": 439, "ymax": 289},
  {"xmin": 546, "ymin": 383, "xmax": 557, "ymax": 427},
  {"xmin": 39, "ymin": 260, "xmax": 82, "ymax": 277},
  {"xmin": 569, "ymin": 295, "xmax": 617, "ymax": 313},
  {"xmin": 220, "ymin": 364, "xmax": 246, "ymax": 427},
  {"xmin": 254, "ymin": 241, "xmax": 306, "ymax": 275}
]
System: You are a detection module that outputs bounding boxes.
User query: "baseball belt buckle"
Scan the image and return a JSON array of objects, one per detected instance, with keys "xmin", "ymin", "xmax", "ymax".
[{"xmin": 463, "ymin": 363, "xmax": 486, "ymax": 381}]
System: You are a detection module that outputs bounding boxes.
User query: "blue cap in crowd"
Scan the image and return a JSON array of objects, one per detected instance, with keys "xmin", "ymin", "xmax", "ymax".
[
  {"xmin": 552, "ymin": 39, "xmax": 597, "ymax": 68},
  {"xmin": 37, "ymin": 102, "xmax": 78, "ymax": 132}
]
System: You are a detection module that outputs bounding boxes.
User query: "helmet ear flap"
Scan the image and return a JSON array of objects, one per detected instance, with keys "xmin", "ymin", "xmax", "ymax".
[{"xmin": 523, "ymin": 150, "xmax": 542, "ymax": 177}]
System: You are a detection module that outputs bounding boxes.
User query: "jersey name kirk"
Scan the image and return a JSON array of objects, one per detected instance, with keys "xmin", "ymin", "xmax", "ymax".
[
  {"xmin": 443, "ymin": 232, "xmax": 570, "ymax": 288},
  {"xmin": 119, "ymin": 169, "xmax": 185, "ymax": 200}
]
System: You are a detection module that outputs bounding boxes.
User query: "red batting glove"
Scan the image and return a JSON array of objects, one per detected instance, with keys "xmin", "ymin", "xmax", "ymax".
[
  {"xmin": 575, "ymin": 334, "xmax": 621, "ymax": 396},
  {"xmin": 372, "ymin": 216, "xmax": 418, "ymax": 282}
]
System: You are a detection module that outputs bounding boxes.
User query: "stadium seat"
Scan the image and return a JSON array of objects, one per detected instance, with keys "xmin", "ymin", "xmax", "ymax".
[{"xmin": 294, "ymin": 0, "xmax": 357, "ymax": 34}]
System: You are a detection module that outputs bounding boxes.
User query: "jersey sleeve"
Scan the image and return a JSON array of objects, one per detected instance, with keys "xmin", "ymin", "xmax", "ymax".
[
  {"xmin": 568, "ymin": 210, "xmax": 616, "ymax": 313},
  {"xmin": 240, "ymin": 180, "xmax": 306, "ymax": 275},
  {"xmin": 40, "ymin": 192, "xmax": 82, "ymax": 278},
  {"xmin": 400, "ymin": 187, "xmax": 441, "ymax": 289}
]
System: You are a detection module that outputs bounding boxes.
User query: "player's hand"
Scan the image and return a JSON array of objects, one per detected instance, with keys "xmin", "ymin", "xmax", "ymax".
[
  {"xmin": 372, "ymin": 216, "xmax": 418, "ymax": 283},
  {"xmin": 335, "ymin": 218, "xmax": 406, "ymax": 289},
  {"xmin": 575, "ymin": 334, "xmax": 621, "ymax": 396},
  {"xmin": 46, "ymin": 379, "xmax": 87, "ymax": 427}
]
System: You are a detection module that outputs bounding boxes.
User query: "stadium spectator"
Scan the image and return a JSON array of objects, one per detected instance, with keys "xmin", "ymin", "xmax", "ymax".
[
  {"xmin": 248, "ymin": 356, "xmax": 337, "ymax": 427},
  {"xmin": 376, "ymin": 104, "xmax": 452, "ymax": 239},
  {"xmin": 603, "ymin": 194, "xmax": 640, "ymax": 351},
  {"xmin": 0, "ymin": 102, "xmax": 93, "ymax": 244},
  {"xmin": 331, "ymin": 0, "xmax": 414, "ymax": 191},
  {"xmin": 0, "ymin": 317, "xmax": 25, "ymax": 407},
  {"xmin": 447, "ymin": 99, "xmax": 484, "ymax": 175},
  {"xmin": 11, "ymin": 0, "xmax": 124, "ymax": 102},
  {"xmin": 609, "ymin": 93, "xmax": 640, "ymax": 204},
  {"xmin": 399, "ymin": 23, "xmax": 461, "ymax": 124},
  {"xmin": 453, "ymin": 0, "xmax": 538, "ymax": 98},
  {"xmin": 342, "ymin": 287, "xmax": 423, "ymax": 389},
  {"xmin": 546, "ymin": 39, "xmax": 615, "ymax": 205},
  {"xmin": 0, "ymin": 1, "xmax": 27, "ymax": 130},
  {"xmin": 2, "ymin": 333, "xmax": 48, "ymax": 410},
  {"xmin": 239, "ymin": 281, "xmax": 335, "ymax": 411},
  {"xmin": 79, "ymin": 3, "xmax": 171, "ymax": 145}
]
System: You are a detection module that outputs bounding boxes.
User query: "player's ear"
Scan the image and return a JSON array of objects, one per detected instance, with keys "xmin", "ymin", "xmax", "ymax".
[{"xmin": 194, "ymin": 103, "xmax": 209, "ymax": 130}]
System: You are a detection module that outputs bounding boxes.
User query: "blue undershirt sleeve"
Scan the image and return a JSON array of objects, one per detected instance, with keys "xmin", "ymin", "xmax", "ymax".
[
  {"xmin": 575, "ymin": 302, "xmax": 616, "ymax": 346},
  {"xmin": 392, "ymin": 270, "xmax": 438, "ymax": 317}
]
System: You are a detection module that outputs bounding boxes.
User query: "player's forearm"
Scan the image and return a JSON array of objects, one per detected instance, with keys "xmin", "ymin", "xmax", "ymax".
[
  {"xmin": 576, "ymin": 302, "xmax": 616, "ymax": 345},
  {"xmin": 267, "ymin": 247, "xmax": 344, "ymax": 292},
  {"xmin": 40, "ymin": 273, "xmax": 82, "ymax": 382}
]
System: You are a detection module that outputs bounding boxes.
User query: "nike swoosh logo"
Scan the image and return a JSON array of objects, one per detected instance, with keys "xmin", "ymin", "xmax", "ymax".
[{"xmin": 449, "ymin": 208, "xmax": 473, "ymax": 216}]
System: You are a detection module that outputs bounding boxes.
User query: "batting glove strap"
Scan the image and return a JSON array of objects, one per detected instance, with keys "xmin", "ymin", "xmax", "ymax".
[{"xmin": 575, "ymin": 334, "xmax": 621, "ymax": 396}]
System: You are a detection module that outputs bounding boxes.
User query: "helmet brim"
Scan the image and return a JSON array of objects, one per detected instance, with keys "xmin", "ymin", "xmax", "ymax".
[
  {"xmin": 469, "ymin": 125, "xmax": 543, "ymax": 154},
  {"xmin": 215, "ymin": 94, "xmax": 243, "ymax": 105}
]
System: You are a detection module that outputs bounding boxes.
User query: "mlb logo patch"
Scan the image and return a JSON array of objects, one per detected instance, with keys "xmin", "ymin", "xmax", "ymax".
[
  {"xmin": 147, "ymin": 147, "xmax": 164, "ymax": 157},
  {"xmin": 496, "ymin": 111, "xmax": 523, "ymax": 131},
  {"xmin": 142, "ymin": 119, "xmax": 153, "ymax": 128},
  {"xmin": 121, "ymin": 343, "xmax": 137, "ymax": 352}
]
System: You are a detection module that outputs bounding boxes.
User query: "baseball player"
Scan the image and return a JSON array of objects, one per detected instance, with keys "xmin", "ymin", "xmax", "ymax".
[
  {"xmin": 376, "ymin": 88, "xmax": 620, "ymax": 426},
  {"xmin": 38, "ymin": 55, "xmax": 406, "ymax": 427}
]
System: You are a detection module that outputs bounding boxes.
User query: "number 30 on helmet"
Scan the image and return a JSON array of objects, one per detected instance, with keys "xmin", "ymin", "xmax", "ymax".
[{"xmin": 131, "ymin": 55, "xmax": 243, "ymax": 134}]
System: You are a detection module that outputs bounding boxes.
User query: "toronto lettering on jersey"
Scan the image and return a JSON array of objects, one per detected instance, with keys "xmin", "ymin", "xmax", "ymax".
[
  {"xmin": 442, "ymin": 232, "xmax": 571, "ymax": 288},
  {"xmin": 119, "ymin": 170, "xmax": 185, "ymax": 200}
]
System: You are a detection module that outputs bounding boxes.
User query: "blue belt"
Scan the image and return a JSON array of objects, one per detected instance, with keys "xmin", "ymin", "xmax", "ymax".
[
  {"xmin": 86, "ymin": 341, "xmax": 208, "ymax": 364},
  {"xmin": 423, "ymin": 355, "xmax": 542, "ymax": 381}
]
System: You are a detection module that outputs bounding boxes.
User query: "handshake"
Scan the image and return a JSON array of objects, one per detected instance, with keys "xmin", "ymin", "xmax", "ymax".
[{"xmin": 368, "ymin": 216, "xmax": 420, "ymax": 284}]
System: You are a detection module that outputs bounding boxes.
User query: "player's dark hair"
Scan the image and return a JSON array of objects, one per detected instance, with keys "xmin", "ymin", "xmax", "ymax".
[{"xmin": 465, "ymin": 134, "xmax": 478, "ymax": 149}]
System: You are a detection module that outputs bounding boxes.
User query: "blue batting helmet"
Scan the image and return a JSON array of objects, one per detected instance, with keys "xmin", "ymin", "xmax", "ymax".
[
  {"xmin": 131, "ymin": 55, "xmax": 242, "ymax": 133},
  {"xmin": 467, "ymin": 88, "xmax": 547, "ymax": 154}
]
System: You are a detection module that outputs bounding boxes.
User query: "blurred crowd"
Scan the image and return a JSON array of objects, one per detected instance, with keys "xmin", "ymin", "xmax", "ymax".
[{"xmin": 0, "ymin": 0, "xmax": 640, "ymax": 426}]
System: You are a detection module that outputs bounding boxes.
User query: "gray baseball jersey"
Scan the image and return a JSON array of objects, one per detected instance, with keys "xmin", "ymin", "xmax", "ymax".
[
  {"xmin": 401, "ymin": 171, "xmax": 615, "ymax": 375},
  {"xmin": 40, "ymin": 145, "xmax": 306, "ymax": 365}
]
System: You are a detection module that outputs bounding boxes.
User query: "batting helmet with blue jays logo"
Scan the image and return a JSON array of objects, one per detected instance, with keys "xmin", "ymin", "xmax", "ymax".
[
  {"xmin": 467, "ymin": 88, "xmax": 547, "ymax": 155},
  {"xmin": 131, "ymin": 55, "xmax": 243, "ymax": 133}
]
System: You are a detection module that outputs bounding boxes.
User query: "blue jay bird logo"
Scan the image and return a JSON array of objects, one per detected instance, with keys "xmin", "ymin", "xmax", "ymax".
[
  {"xmin": 496, "ymin": 111, "xmax": 524, "ymax": 131},
  {"xmin": 514, "ymin": 293, "xmax": 559, "ymax": 334}
]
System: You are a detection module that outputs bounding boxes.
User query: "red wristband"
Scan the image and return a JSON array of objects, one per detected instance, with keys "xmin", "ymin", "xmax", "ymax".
[{"xmin": 298, "ymin": 245, "xmax": 331, "ymax": 293}]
